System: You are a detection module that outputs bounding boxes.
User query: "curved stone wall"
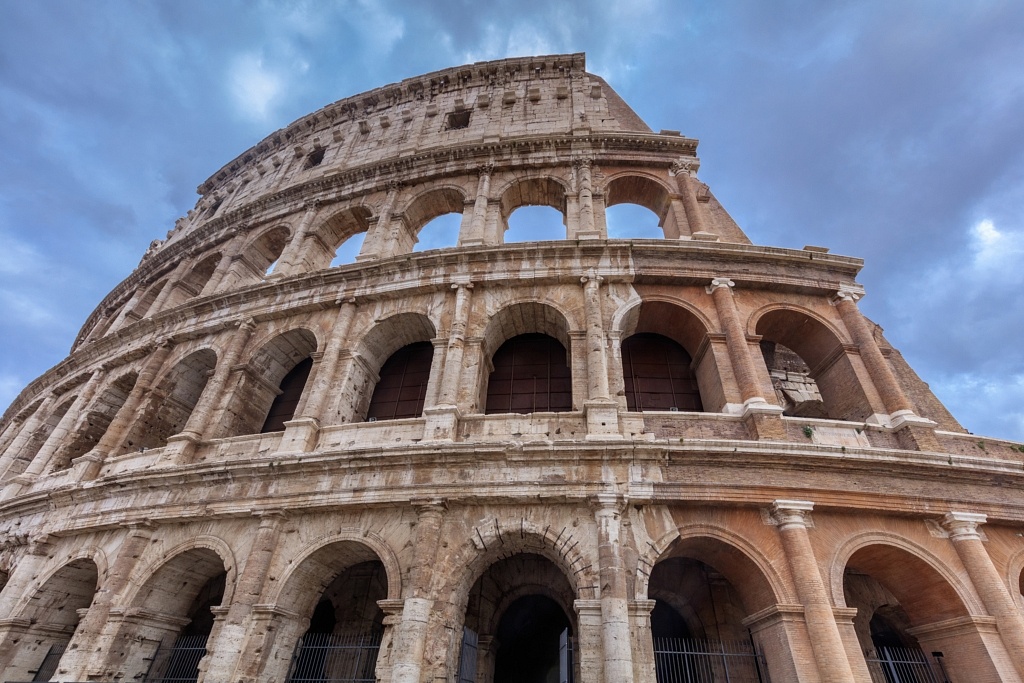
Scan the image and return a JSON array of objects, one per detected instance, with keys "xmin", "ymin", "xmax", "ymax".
[{"xmin": 0, "ymin": 54, "xmax": 1022, "ymax": 683}]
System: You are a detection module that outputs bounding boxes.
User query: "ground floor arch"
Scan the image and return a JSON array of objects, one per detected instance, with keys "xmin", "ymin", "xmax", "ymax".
[
  {"xmin": 460, "ymin": 553, "xmax": 578, "ymax": 683},
  {"xmin": 841, "ymin": 541, "xmax": 1013, "ymax": 682}
]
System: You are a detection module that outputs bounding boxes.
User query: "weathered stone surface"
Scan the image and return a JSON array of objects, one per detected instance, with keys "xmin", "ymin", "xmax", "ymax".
[{"xmin": 0, "ymin": 53, "xmax": 1021, "ymax": 683}]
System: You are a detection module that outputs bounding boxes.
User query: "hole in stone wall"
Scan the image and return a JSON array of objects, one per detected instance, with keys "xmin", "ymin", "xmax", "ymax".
[
  {"xmin": 446, "ymin": 111, "xmax": 471, "ymax": 129},
  {"xmin": 305, "ymin": 148, "xmax": 326, "ymax": 168}
]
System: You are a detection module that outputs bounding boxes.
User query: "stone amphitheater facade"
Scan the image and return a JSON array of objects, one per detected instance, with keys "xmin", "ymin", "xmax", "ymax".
[{"xmin": 1, "ymin": 53, "xmax": 1023, "ymax": 683}]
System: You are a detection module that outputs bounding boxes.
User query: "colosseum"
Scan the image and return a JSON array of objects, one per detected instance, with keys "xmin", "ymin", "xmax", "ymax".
[{"xmin": 0, "ymin": 52, "xmax": 1023, "ymax": 683}]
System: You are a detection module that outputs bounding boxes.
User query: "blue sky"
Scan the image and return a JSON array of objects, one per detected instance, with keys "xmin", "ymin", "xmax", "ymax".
[{"xmin": 1, "ymin": 1, "xmax": 1023, "ymax": 441}]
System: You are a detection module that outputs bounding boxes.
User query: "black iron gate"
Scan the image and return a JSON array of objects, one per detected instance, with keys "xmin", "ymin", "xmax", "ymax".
[
  {"xmin": 653, "ymin": 637, "xmax": 769, "ymax": 683},
  {"xmin": 142, "ymin": 635, "xmax": 208, "ymax": 683},
  {"xmin": 285, "ymin": 631, "xmax": 382, "ymax": 683},
  {"xmin": 865, "ymin": 647, "xmax": 947, "ymax": 683},
  {"xmin": 30, "ymin": 641, "xmax": 68, "ymax": 682}
]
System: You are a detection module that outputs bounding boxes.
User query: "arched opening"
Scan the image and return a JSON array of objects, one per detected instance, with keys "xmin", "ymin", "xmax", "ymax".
[
  {"xmin": 414, "ymin": 213, "xmax": 462, "ymax": 251},
  {"xmin": 756, "ymin": 309, "xmax": 875, "ymax": 421},
  {"xmin": 621, "ymin": 333, "xmax": 703, "ymax": 412},
  {"xmin": 164, "ymin": 253, "xmax": 221, "ymax": 308},
  {"xmin": 341, "ymin": 314, "xmax": 437, "ymax": 424},
  {"xmin": 132, "ymin": 279, "xmax": 168, "ymax": 320},
  {"xmin": 461, "ymin": 554, "xmax": 576, "ymax": 683},
  {"xmin": 225, "ymin": 329, "xmax": 317, "ymax": 437},
  {"xmin": 51, "ymin": 372, "xmax": 138, "ymax": 472},
  {"xmin": 0, "ymin": 559, "xmax": 98, "ymax": 683},
  {"xmin": 330, "ymin": 232, "xmax": 366, "ymax": 267},
  {"xmin": 119, "ymin": 350, "xmax": 217, "ymax": 453},
  {"xmin": 606, "ymin": 175, "xmax": 675, "ymax": 238},
  {"xmin": 506, "ymin": 206, "xmax": 566, "ymax": 242},
  {"xmin": 500, "ymin": 177, "xmax": 567, "ymax": 242},
  {"xmin": 1, "ymin": 396, "xmax": 75, "ymax": 481},
  {"xmin": 365, "ymin": 342, "xmax": 433, "ymax": 421},
  {"xmin": 266, "ymin": 540, "xmax": 394, "ymax": 683},
  {"xmin": 261, "ymin": 357, "xmax": 314, "ymax": 432},
  {"xmin": 403, "ymin": 187, "xmax": 465, "ymax": 253},
  {"xmin": 314, "ymin": 207, "xmax": 372, "ymax": 270},
  {"xmin": 288, "ymin": 561, "xmax": 387, "ymax": 682},
  {"xmin": 114, "ymin": 548, "xmax": 228, "ymax": 683},
  {"xmin": 242, "ymin": 226, "xmax": 291, "ymax": 279},
  {"xmin": 759, "ymin": 341, "xmax": 828, "ymax": 418},
  {"xmin": 842, "ymin": 544, "xmax": 987, "ymax": 681},
  {"xmin": 485, "ymin": 334, "xmax": 572, "ymax": 414},
  {"xmin": 647, "ymin": 536, "xmax": 783, "ymax": 682},
  {"xmin": 606, "ymin": 203, "xmax": 664, "ymax": 239},
  {"xmin": 618, "ymin": 301, "xmax": 720, "ymax": 412}
]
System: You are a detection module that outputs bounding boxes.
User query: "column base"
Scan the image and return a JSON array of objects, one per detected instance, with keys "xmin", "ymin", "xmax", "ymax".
[
  {"xmin": 277, "ymin": 417, "xmax": 321, "ymax": 454},
  {"xmin": 741, "ymin": 399, "xmax": 786, "ymax": 441},
  {"xmin": 163, "ymin": 432, "xmax": 201, "ymax": 464},
  {"xmin": 584, "ymin": 400, "xmax": 622, "ymax": 440},
  {"xmin": 421, "ymin": 406, "xmax": 461, "ymax": 442},
  {"xmin": 72, "ymin": 450, "xmax": 106, "ymax": 481},
  {"xmin": 890, "ymin": 412, "xmax": 940, "ymax": 452}
]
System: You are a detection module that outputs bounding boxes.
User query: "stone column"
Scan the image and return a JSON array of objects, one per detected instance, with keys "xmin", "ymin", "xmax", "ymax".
[
  {"xmin": 832, "ymin": 287, "xmax": 915, "ymax": 416},
  {"xmin": 201, "ymin": 235, "xmax": 245, "ymax": 296},
  {"xmin": 273, "ymin": 201, "xmax": 320, "ymax": 276},
  {"xmin": 581, "ymin": 276, "xmax": 610, "ymax": 401},
  {"xmin": 58, "ymin": 523, "xmax": 155, "ymax": 681},
  {"xmin": 79, "ymin": 339, "xmax": 175, "ymax": 480},
  {"xmin": 278, "ymin": 299, "xmax": 357, "ymax": 453},
  {"xmin": 708, "ymin": 278, "xmax": 765, "ymax": 405},
  {"xmin": 24, "ymin": 368, "xmax": 108, "ymax": 479},
  {"xmin": 438, "ymin": 283, "xmax": 474, "ymax": 407},
  {"xmin": 671, "ymin": 161, "xmax": 708, "ymax": 235},
  {"xmin": 630, "ymin": 599, "xmax": 658, "ymax": 683},
  {"xmin": 357, "ymin": 182, "xmax": 400, "ymax": 261},
  {"xmin": 424, "ymin": 284, "xmax": 473, "ymax": 441},
  {"xmin": 148, "ymin": 259, "xmax": 192, "ymax": 314},
  {"xmin": 771, "ymin": 500, "xmax": 856, "ymax": 683},
  {"xmin": 463, "ymin": 165, "xmax": 492, "ymax": 247},
  {"xmin": 0, "ymin": 535, "xmax": 56, "ymax": 674},
  {"xmin": 208, "ymin": 511, "xmax": 286, "ymax": 683},
  {"xmin": 582, "ymin": 276, "xmax": 620, "ymax": 438},
  {"xmin": 390, "ymin": 500, "xmax": 445, "ymax": 683},
  {"xmin": 940, "ymin": 512, "xmax": 1024, "ymax": 678},
  {"xmin": 165, "ymin": 318, "xmax": 256, "ymax": 462},
  {"xmin": 0, "ymin": 394, "xmax": 57, "ymax": 481},
  {"xmin": 593, "ymin": 495, "xmax": 633, "ymax": 683},
  {"xmin": 575, "ymin": 157, "xmax": 600, "ymax": 239}
]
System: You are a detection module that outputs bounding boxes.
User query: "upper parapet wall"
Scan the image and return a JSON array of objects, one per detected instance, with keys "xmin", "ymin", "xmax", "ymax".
[{"xmin": 183, "ymin": 54, "xmax": 652, "ymax": 222}]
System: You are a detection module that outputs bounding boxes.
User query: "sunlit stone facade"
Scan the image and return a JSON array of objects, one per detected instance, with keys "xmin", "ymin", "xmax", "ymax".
[{"xmin": 1, "ymin": 53, "xmax": 1023, "ymax": 683}]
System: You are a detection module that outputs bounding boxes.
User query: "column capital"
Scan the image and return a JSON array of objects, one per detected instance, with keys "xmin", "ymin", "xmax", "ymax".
[
  {"xmin": 941, "ymin": 511, "xmax": 987, "ymax": 540},
  {"xmin": 670, "ymin": 158, "xmax": 699, "ymax": 177},
  {"xmin": 832, "ymin": 283, "xmax": 864, "ymax": 305},
  {"xmin": 411, "ymin": 498, "xmax": 447, "ymax": 517},
  {"xmin": 476, "ymin": 162, "xmax": 494, "ymax": 176},
  {"xmin": 450, "ymin": 280, "xmax": 474, "ymax": 290},
  {"xmin": 572, "ymin": 155, "xmax": 594, "ymax": 169},
  {"xmin": 590, "ymin": 493, "xmax": 625, "ymax": 516},
  {"xmin": 770, "ymin": 500, "xmax": 815, "ymax": 529},
  {"xmin": 303, "ymin": 199, "xmax": 321, "ymax": 213},
  {"xmin": 580, "ymin": 274, "xmax": 604, "ymax": 286},
  {"xmin": 707, "ymin": 277, "xmax": 735, "ymax": 293}
]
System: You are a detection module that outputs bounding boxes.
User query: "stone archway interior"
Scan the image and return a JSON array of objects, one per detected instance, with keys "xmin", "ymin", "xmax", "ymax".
[
  {"xmin": 463, "ymin": 553, "xmax": 576, "ymax": 683},
  {"xmin": 289, "ymin": 560, "xmax": 387, "ymax": 683}
]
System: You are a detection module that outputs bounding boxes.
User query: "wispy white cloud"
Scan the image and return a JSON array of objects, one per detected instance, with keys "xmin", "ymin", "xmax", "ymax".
[
  {"xmin": 229, "ymin": 53, "xmax": 285, "ymax": 122},
  {"xmin": 971, "ymin": 218, "xmax": 1024, "ymax": 271}
]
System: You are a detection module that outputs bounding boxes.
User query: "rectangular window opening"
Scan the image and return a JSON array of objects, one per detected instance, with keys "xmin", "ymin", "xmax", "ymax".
[{"xmin": 446, "ymin": 111, "xmax": 471, "ymax": 130}]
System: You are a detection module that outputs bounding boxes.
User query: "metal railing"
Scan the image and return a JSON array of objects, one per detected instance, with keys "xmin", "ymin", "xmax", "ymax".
[
  {"xmin": 285, "ymin": 631, "xmax": 383, "ymax": 683},
  {"xmin": 142, "ymin": 635, "xmax": 208, "ymax": 683},
  {"xmin": 865, "ymin": 646, "xmax": 946, "ymax": 683},
  {"xmin": 653, "ymin": 637, "xmax": 769, "ymax": 683}
]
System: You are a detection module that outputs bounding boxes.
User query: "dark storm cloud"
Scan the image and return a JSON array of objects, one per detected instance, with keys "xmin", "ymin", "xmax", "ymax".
[{"xmin": 1, "ymin": 0, "xmax": 1021, "ymax": 440}]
